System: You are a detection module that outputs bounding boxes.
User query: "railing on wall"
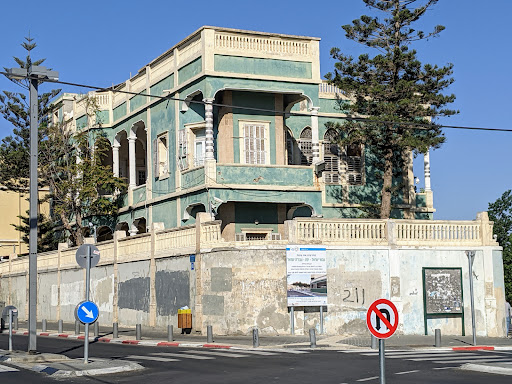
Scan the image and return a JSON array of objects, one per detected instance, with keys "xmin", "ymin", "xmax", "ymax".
[
  {"xmin": 215, "ymin": 32, "xmax": 310, "ymax": 56},
  {"xmin": 0, "ymin": 213, "xmax": 498, "ymax": 276},
  {"xmin": 288, "ymin": 212, "xmax": 497, "ymax": 247}
]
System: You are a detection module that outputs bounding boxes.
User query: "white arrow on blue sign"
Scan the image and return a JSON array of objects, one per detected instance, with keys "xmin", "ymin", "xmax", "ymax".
[{"xmin": 74, "ymin": 301, "xmax": 99, "ymax": 324}]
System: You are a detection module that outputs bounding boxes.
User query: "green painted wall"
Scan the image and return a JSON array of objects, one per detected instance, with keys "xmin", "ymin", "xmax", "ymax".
[
  {"xmin": 130, "ymin": 94, "xmax": 147, "ymax": 112},
  {"xmin": 180, "ymin": 191, "xmax": 209, "ymax": 226},
  {"xmin": 178, "ymin": 57, "xmax": 202, "ymax": 85},
  {"xmin": 151, "ymin": 98, "xmax": 176, "ymax": 193},
  {"xmin": 96, "ymin": 110, "xmax": 110, "ymax": 125},
  {"xmin": 152, "ymin": 199, "xmax": 178, "ymax": 228},
  {"xmin": 234, "ymin": 202, "xmax": 278, "ymax": 233},
  {"xmin": 113, "ymin": 103, "xmax": 127, "ymax": 122},
  {"xmin": 416, "ymin": 194, "xmax": 427, "ymax": 208},
  {"xmin": 150, "ymin": 74, "xmax": 174, "ymax": 96},
  {"xmin": 216, "ymin": 165, "xmax": 313, "ymax": 187},
  {"xmin": 182, "ymin": 167, "xmax": 205, "ymax": 189},
  {"xmin": 318, "ymin": 98, "xmax": 349, "ymax": 114},
  {"xmin": 133, "ymin": 186, "xmax": 147, "ymax": 205},
  {"xmin": 215, "ymin": 55, "xmax": 312, "ymax": 79},
  {"xmin": 76, "ymin": 115, "xmax": 87, "ymax": 129}
]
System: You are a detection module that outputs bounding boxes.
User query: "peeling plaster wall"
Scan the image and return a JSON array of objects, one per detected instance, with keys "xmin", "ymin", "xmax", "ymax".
[
  {"xmin": 59, "ymin": 269, "xmax": 85, "ymax": 322},
  {"xmin": 38, "ymin": 272, "xmax": 58, "ymax": 320},
  {"xmin": 117, "ymin": 261, "xmax": 150, "ymax": 326},
  {"xmin": 90, "ymin": 266, "xmax": 114, "ymax": 325}
]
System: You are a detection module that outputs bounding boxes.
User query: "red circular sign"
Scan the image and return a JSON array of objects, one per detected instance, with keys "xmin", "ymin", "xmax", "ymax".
[{"xmin": 366, "ymin": 298, "xmax": 399, "ymax": 339}]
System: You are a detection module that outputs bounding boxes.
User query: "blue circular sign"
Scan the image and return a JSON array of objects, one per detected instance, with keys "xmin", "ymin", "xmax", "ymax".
[{"xmin": 74, "ymin": 301, "xmax": 99, "ymax": 324}]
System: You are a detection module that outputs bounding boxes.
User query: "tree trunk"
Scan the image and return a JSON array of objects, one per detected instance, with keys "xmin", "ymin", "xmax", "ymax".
[{"xmin": 380, "ymin": 148, "xmax": 393, "ymax": 219}]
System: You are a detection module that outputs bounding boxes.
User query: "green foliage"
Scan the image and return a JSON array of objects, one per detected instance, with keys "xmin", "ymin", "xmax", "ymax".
[
  {"xmin": 12, "ymin": 210, "xmax": 63, "ymax": 253},
  {"xmin": 0, "ymin": 36, "xmax": 61, "ymax": 191},
  {"xmin": 325, "ymin": 0, "xmax": 458, "ymax": 218},
  {"xmin": 488, "ymin": 190, "xmax": 512, "ymax": 301},
  {"xmin": 41, "ymin": 96, "xmax": 127, "ymax": 246}
]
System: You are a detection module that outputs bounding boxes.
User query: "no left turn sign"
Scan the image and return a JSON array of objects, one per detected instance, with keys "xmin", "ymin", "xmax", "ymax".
[{"xmin": 366, "ymin": 298, "xmax": 399, "ymax": 339}]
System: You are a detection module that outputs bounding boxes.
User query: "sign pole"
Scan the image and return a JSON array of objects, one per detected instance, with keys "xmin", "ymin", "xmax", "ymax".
[
  {"xmin": 466, "ymin": 251, "xmax": 477, "ymax": 346},
  {"xmin": 84, "ymin": 246, "xmax": 91, "ymax": 364},
  {"xmin": 8, "ymin": 309, "xmax": 13, "ymax": 352},
  {"xmin": 379, "ymin": 338, "xmax": 386, "ymax": 384}
]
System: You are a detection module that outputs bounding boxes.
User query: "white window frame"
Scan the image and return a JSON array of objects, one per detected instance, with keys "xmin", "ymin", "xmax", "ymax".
[
  {"xmin": 239, "ymin": 120, "xmax": 270, "ymax": 165},
  {"xmin": 156, "ymin": 132, "xmax": 169, "ymax": 178},
  {"xmin": 183, "ymin": 122, "xmax": 207, "ymax": 169}
]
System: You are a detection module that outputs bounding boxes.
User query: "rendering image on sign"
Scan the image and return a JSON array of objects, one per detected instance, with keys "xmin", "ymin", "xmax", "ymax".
[
  {"xmin": 423, "ymin": 268, "xmax": 463, "ymax": 314},
  {"xmin": 286, "ymin": 246, "xmax": 327, "ymax": 307},
  {"xmin": 366, "ymin": 298, "xmax": 399, "ymax": 339},
  {"xmin": 75, "ymin": 300, "xmax": 99, "ymax": 324}
]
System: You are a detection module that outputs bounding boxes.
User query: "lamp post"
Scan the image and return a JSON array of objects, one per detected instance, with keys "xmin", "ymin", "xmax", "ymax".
[
  {"xmin": 466, "ymin": 250, "xmax": 477, "ymax": 346},
  {"xmin": 5, "ymin": 65, "xmax": 58, "ymax": 354}
]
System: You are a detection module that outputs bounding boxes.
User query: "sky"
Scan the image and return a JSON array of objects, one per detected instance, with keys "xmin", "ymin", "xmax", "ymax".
[{"xmin": 0, "ymin": 0, "xmax": 510, "ymax": 220}]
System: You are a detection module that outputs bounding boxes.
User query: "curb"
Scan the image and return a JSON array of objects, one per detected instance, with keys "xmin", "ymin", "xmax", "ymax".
[
  {"xmin": 461, "ymin": 363, "xmax": 512, "ymax": 376},
  {"xmin": 11, "ymin": 330, "xmax": 236, "ymax": 350},
  {"xmin": 452, "ymin": 346, "xmax": 494, "ymax": 351},
  {"xmin": 27, "ymin": 359, "xmax": 144, "ymax": 377}
]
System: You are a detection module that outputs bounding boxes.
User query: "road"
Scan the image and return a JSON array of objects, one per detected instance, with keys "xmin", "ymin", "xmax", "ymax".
[{"xmin": 1, "ymin": 334, "xmax": 512, "ymax": 383}]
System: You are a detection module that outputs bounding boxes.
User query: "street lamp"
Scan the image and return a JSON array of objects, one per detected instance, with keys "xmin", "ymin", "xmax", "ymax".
[
  {"xmin": 5, "ymin": 65, "xmax": 58, "ymax": 354},
  {"xmin": 466, "ymin": 250, "xmax": 477, "ymax": 346}
]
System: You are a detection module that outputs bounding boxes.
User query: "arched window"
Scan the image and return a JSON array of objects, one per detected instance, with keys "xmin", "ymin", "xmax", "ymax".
[
  {"xmin": 298, "ymin": 127, "xmax": 313, "ymax": 166},
  {"xmin": 323, "ymin": 129, "xmax": 340, "ymax": 184}
]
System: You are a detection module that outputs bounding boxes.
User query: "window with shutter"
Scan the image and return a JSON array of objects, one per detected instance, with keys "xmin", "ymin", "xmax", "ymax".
[
  {"xmin": 240, "ymin": 121, "xmax": 269, "ymax": 164},
  {"xmin": 298, "ymin": 127, "xmax": 313, "ymax": 166},
  {"xmin": 345, "ymin": 144, "xmax": 363, "ymax": 185},
  {"xmin": 323, "ymin": 129, "xmax": 340, "ymax": 184},
  {"xmin": 157, "ymin": 133, "xmax": 169, "ymax": 177},
  {"xmin": 178, "ymin": 129, "xmax": 188, "ymax": 171}
]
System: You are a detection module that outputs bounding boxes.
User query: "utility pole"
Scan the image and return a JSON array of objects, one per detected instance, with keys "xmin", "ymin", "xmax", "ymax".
[{"xmin": 5, "ymin": 65, "xmax": 59, "ymax": 353}]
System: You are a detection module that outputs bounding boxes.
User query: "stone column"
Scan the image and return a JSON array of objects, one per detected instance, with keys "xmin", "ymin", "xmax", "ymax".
[
  {"xmin": 310, "ymin": 107, "xmax": 320, "ymax": 163},
  {"xmin": 203, "ymin": 98, "xmax": 215, "ymax": 160},
  {"xmin": 128, "ymin": 135, "xmax": 137, "ymax": 188},
  {"xmin": 112, "ymin": 143, "xmax": 120, "ymax": 178},
  {"xmin": 424, "ymin": 149, "xmax": 431, "ymax": 191}
]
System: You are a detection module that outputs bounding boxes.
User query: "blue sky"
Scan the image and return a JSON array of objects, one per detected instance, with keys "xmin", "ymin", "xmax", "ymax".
[{"xmin": 1, "ymin": 0, "xmax": 510, "ymax": 220}]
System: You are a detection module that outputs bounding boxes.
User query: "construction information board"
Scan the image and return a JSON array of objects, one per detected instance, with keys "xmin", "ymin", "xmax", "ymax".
[{"xmin": 286, "ymin": 246, "xmax": 327, "ymax": 307}]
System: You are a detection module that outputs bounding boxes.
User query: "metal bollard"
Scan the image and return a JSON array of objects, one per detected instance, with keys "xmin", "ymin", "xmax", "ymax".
[
  {"xmin": 207, "ymin": 325, "xmax": 213, "ymax": 343},
  {"xmin": 168, "ymin": 325, "xmax": 174, "ymax": 342},
  {"xmin": 14, "ymin": 317, "xmax": 18, "ymax": 331},
  {"xmin": 136, "ymin": 324, "xmax": 141, "ymax": 340},
  {"xmin": 75, "ymin": 320, "xmax": 80, "ymax": 335},
  {"xmin": 42, "ymin": 319, "xmax": 47, "ymax": 332},
  {"xmin": 371, "ymin": 335, "xmax": 378, "ymax": 349},
  {"xmin": 309, "ymin": 328, "xmax": 317, "ymax": 348},
  {"xmin": 435, "ymin": 328, "xmax": 441, "ymax": 347},
  {"xmin": 94, "ymin": 321, "xmax": 99, "ymax": 337},
  {"xmin": 113, "ymin": 322, "xmax": 118, "ymax": 339},
  {"xmin": 58, "ymin": 320, "xmax": 63, "ymax": 334},
  {"xmin": 252, "ymin": 328, "xmax": 259, "ymax": 348}
]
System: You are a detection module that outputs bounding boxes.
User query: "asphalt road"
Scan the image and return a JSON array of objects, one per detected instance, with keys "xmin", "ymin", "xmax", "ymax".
[{"xmin": 1, "ymin": 334, "xmax": 512, "ymax": 383}]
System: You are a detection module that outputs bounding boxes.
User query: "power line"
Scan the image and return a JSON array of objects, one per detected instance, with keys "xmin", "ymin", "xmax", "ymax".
[{"xmin": 2, "ymin": 71, "xmax": 511, "ymax": 133}]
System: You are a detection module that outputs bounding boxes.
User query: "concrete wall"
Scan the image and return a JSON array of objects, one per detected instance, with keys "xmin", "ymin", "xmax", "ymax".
[{"xmin": 0, "ymin": 241, "xmax": 505, "ymax": 338}]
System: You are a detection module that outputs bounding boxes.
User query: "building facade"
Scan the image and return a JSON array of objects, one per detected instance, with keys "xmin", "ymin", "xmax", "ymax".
[{"xmin": 52, "ymin": 26, "xmax": 434, "ymax": 240}]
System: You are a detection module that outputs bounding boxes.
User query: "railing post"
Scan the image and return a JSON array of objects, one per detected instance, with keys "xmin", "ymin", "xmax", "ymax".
[{"xmin": 387, "ymin": 219, "xmax": 396, "ymax": 247}]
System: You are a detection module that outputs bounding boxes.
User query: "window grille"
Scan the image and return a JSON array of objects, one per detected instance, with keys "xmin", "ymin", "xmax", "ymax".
[
  {"xmin": 346, "ymin": 144, "xmax": 363, "ymax": 185},
  {"xmin": 298, "ymin": 127, "xmax": 313, "ymax": 166},
  {"xmin": 178, "ymin": 129, "xmax": 188, "ymax": 171},
  {"xmin": 245, "ymin": 233, "xmax": 268, "ymax": 241},
  {"xmin": 323, "ymin": 129, "xmax": 340, "ymax": 184}
]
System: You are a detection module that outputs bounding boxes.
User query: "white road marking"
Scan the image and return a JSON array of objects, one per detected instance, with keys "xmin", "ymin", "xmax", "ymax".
[
  {"xmin": 435, "ymin": 358, "xmax": 512, "ymax": 364},
  {"xmin": 181, "ymin": 350, "xmax": 249, "ymax": 358},
  {"xmin": 395, "ymin": 370, "xmax": 420, "ymax": 375},
  {"xmin": 411, "ymin": 355, "xmax": 509, "ymax": 362},
  {"xmin": 257, "ymin": 348, "xmax": 309, "ymax": 354},
  {"xmin": 0, "ymin": 364, "xmax": 19, "ymax": 372},
  {"xmin": 356, "ymin": 376, "xmax": 378, "ymax": 382},
  {"xmin": 125, "ymin": 355, "xmax": 179, "ymax": 362},
  {"xmin": 433, "ymin": 367, "xmax": 458, "ymax": 370},
  {"xmin": 229, "ymin": 349, "xmax": 279, "ymax": 356},
  {"xmin": 151, "ymin": 352, "xmax": 214, "ymax": 360}
]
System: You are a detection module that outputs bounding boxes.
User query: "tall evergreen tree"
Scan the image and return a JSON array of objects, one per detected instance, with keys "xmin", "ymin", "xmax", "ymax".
[
  {"xmin": 326, "ymin": 0, "xmax": 458, "ymax": 218},
  {"xmin": 488, "ymin": 190, "xmax": 512, "ymax": 301},
  {"xmin": 0, "ymin": 36, "xmax": 60, "ymax": 191}
]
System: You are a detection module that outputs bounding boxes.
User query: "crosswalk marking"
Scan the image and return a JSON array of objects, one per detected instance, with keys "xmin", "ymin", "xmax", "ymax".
[
  {"xmin": 125, "ymin": 355, "xmax": 179, "ymax": 362},
  {"xmin": 0, "ymin": 364, "xmax": 19, "ymax": 373},
  {"xmin": 435, "ymin": 358, "xmax": 512, "ymax": 364},
  {"xmin": 151, "ymin": 352, "xmax": 215, "ymax": 360},
  {"xmin": 409, "ymin": 355, "xmax": 498, "ymax": 361},
  {"xmin": 256, "ymin": 348, "xmax": 310, "ymax": 354},
  {"xmin": 181, "ymin": 350, "xmax": 249, "ymax": 358},
  {"xmin": 361, "ymin": 352, "xmax": 477, "ymax": 358},
  {"xmin": 228, "ymin": 349, "xmax": 278, "ymax": 356}
]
